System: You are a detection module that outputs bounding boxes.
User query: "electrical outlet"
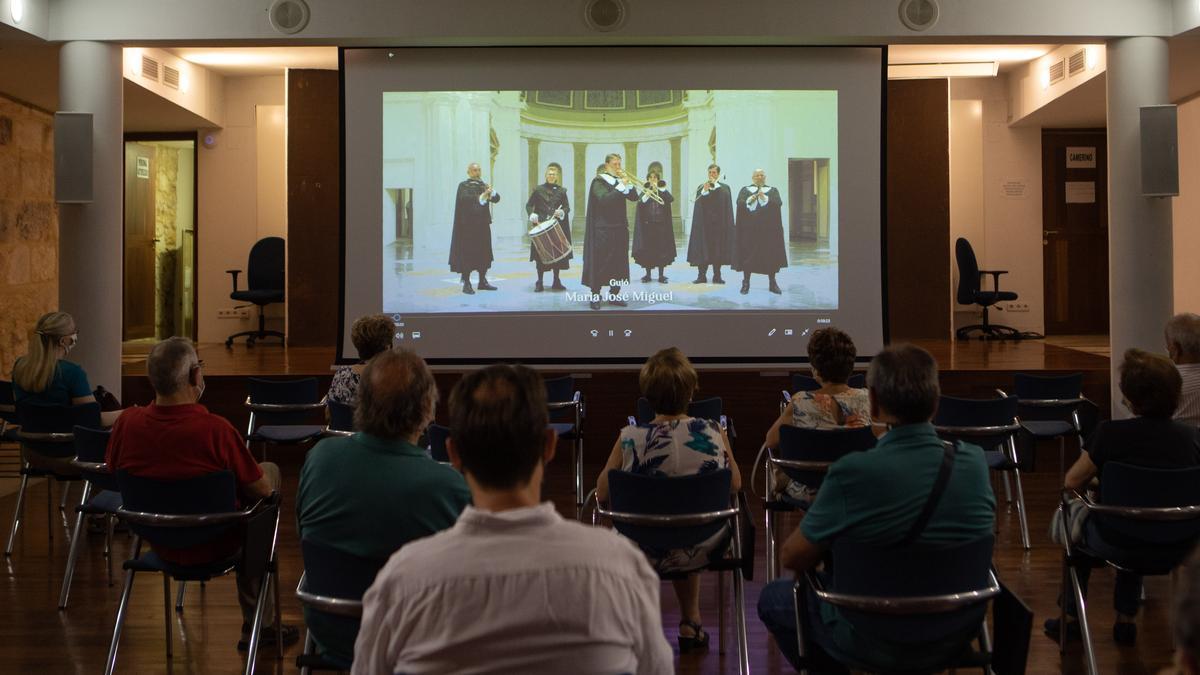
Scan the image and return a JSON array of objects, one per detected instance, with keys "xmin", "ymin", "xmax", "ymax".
[
  {"xmin": 217, "ymin": 307, "xmax": 250, "ymax": 319},
  {"xmin": 1002, "ymin": 302, "xmax": 1031, "ymax": 313}
]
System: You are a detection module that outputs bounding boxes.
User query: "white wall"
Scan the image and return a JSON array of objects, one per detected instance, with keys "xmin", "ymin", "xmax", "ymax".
[
  {"xmin": 1174, "ymin": 94, "xmax": 1200, "ymax": 314},
  {"xmin": 196, "ymin": 75, "xmax": 286, "ymax": 343},
  {"xmin": 950, "ymin": 77, "xmax": 1045, "ymax": 334}
]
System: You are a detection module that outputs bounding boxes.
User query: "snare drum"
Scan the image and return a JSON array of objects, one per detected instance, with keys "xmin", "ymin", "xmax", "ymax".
[{"xmin": 528, "ymin": 217, "xmax": 572, "ymax": 264}]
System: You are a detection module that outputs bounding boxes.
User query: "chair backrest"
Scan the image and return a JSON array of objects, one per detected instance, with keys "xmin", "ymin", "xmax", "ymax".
[
  {"xmin": 248, "ymin": 377, "xmax": 321, "ymax": 426},
  {"xmin": 72, "ymin": 425, "xmax": 118, "ymax": 491},
  {"xmin": 933, "ymin": 395, "xmax": 1019, "ymax": 451},
  {"xmin": 1096, "ymin": 462, "xmax": 1200, "ymax": 545},
  {"xmin": 301, "ymin": 538, "xmax": 388, "ymax": 603},
  {"xmin": 543, "ymin": 375, "xmax": 575, "ymax": 404},
  {"xmin": 1012, "ymin": 373, "xmax": 1084, "ymax": 422},
  {"xmin": 777, "ymin": 425, "xmax": 876, "ymax": 490},
  {"xmin": 607, "ymin": 469, "xmax": 732, "ymax": 551},
  {"xmin": 246, "ymin": 236, "xmax": 285, "ymax": 291},
  {"xmin": 327, "ymin": 400, "xmax": 355, "ymax": 432},
  {"xmin": 0, "ymin": 380, "xmax": 15, "ymax": 425},
  {"xmin": 426, "ymin": 423, "xmax": 450, "ymax": 462},
  {"xmin": 116, "ymin": 470, "xmax": 240, "ymax": 549},
  {"xmin": 791, "ymin": 373, "xmax": 866, "ymax": 393},
  {"xmin": 634, "ymin": 397, "xmax": 723, "ymax": 426},
  {"xmin": 16, "ymin": 401, "xmax": 101, "ymax": 457},
  {"xmin": 955, "ymin": 238, "xmax": 981, "ymax": 303},
  {"xmin": 829, "ymin": 535, "xmax": 995, "ymax": 644}
]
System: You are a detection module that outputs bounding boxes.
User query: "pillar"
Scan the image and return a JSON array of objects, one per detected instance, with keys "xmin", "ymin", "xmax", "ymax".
[
  {"xmin": 1106, "ymin": 37, "xmax": 1174, "ymax": 417},
  {"xmin": 670, "ymin": 136, "xmax": 683, "ymax": 233},
  {"xmin": 527, "ymin": 137, "xmax": 540, "ymax": 196},
  {"xmin": 572, "ymin": 142, "xmax": 588, "ymax": 237},
  {"xmin": 58, "ymin": 42, "xmax": 123, "ymax": 397}
]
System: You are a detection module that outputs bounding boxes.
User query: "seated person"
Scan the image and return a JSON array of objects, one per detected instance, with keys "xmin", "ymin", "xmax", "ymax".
[
  {"xmin": 1047, "ymin": 348, "xmax": 1200, "ymax": 645},
  {"xmin": 1166, "ymin": 313, "xmax": 1200, "ymax": 427},
  {"xmin": 354, "ymin": 364, "xmax": 672, "ymax": 675},
  {"xmin": 757, "ymin": 344, "xmax": 995, "ymax": 673},
  {"xmin": 12, "ymin": 311, "xmax": 123, "ymax": 425},
  {"xmin": 328, "ymin": 313, "xmax": 395, "ymax": 407},
  {"xmin": 763, "ymin": 327, "xmax": 871, "ymax": 505},
  {"xmin": 595, "ymin": 346, "xmax": 741, "ymax": 653},
  {"xmin": 106, "ymin": 337, "xmax": 298, "ymax": 651},
  {"xmin": 297, "ymin": 348, "xmax": 470, "ymax": 665}
]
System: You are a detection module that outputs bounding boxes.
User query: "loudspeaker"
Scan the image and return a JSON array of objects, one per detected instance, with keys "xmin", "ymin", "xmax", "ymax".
[
  {"xmin": 268, "ymin": 0, "xmax": 310, "ymax": 35},
  {"xmin": 584, "ymin": 0, "xmax": 626, "ymax": 31},
  {"xmin": 898, "ymin": 0, "xmax": 939, "ymax": 31},
  {"xmin": 54, "ymin": 112, "xmax": 93, "ymax": 204},
  {"xmin": 1140, "ymin": 104, "xmax": 1178, "ymax": 197}
]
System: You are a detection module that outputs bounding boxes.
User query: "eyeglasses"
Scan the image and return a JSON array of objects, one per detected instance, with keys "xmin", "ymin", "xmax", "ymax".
[{"xmin": 192, "ymin": 360, "xmax": 205, "ymax": 370}]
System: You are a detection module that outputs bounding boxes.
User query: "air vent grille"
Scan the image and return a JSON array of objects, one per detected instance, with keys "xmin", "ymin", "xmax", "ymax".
[
  {"xmin": 141, "ymin": 55, "xmax": 160, "ymax": 82},
  {"xmin": 1048, "ymin": 59, "xmax": 1066, "ymax": 85},
  {"xmin": 162, "ymin": 65, "xmax": 180, "ymax": 89},
  {"xmin": 1068, "ymin": 50, "xmax": 1086, "ymax": 77}
]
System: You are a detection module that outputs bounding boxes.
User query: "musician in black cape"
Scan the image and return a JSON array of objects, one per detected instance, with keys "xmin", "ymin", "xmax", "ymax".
[
  {"xmin": 525, "ymin": 162, "xmax": 571, "ymax": 292},
  {"xmin": 582, "ymin": 153, "xmax": 639, "ymax": 310},
  {"xmin": 734, "ymin": 168, "xmax": 787, "ymax": 294},
  {"xmin": 448, "ymin": 162, "xmax": 501, "ymax": 294},
  {"xmin": 686, "ymin": 163, "xmax": 734, "ymax": 284},
  {"xmin": 631, "ymin": 163, "xmax": 675, "ymax": 283}
]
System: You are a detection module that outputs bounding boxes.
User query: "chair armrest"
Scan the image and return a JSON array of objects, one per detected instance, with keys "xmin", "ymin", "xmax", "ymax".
[
  {"xmin": 978, "ymin": 270, "xmax": 1008, "ymax": 292},
  {"xmin": 295, "ymin": 572, "xmax": 365, "ymax": 618},
  {"xmin": 580, "ymin": 488, "xmax": 599, "ymax": 524},
  {"xmin": 226, "ymin": 269, "xmax": 242, "ymax": 293},
  {"xmin": 808, "ymin": 568, "xmax": 1000, "ymax": 614},
  {"xmin": 70, "ymin": 458, "xmax": 110, "ymax": 474},
  {"xmin": 596, "ymin": 504, "xmax": 739, "ymax": 527},
  {"xmin": 15, "ymin": 431, "xmax": 75, "ymax": 443},
  {"xmin": 244, "ymin": 396, "xmax": 328, "ymax": 414}
]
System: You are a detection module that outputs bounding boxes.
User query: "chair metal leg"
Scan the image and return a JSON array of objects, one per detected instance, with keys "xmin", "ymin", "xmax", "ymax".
[
  {"xmin": 5, "ymin": 467, "xmax": 30, "ymax": 555},
  {"xmin": 59, "ymin": 482, "xmax": 70, "ymax": 511},
  {"xmin": 574, "ymin": 436, "xmax": 583, "ymax": 507},
  {"xmin": 765, "ymin": 507, "xmax": 776, "ymax": 581},
  {"xmin": 300, "ymin": 630, "xmax": 314, "ymax": 675},
  {"xmin": 105, "ymin": 515, "xmax": 115, "ymax": 586},
  {"xmin": 717, "ymin": 570, "xmax": 726, "ymax": 655},
  {"xmin": 1001, "ymin": 473, "xmax": 1012, "ymax": 505},
  {"xmin": 793, "ymin": 581, "xmax": 807, "ymax": 672},
  {"xmin": 45, "ymin": 478, "xmax": 53, "ymax": 543},
  {"xmin": 1011, "ymin": 469, "xmax": 1031, "ymax": 550},
  {"xmin": 59, "ymin": 481, "xmax": 93, "ymax": 608},
  {"xmin": 732, "ymin": 567, "xmax": 750, "ymax": 675},
  {"xmin": 244, "ymin": 569, "xmax": 271, "ymax": 675},
  {"xmin": 1070, "ymin": 566, "xmax": 1098, "ymax": 675},
  {"xmin": 272, "ymin": 563, "xmax": 284, "ymax": 658},
  {"xmin": 979, "ymin": 616, "xmax": 994, "ymax": 674},
  {"xmin": 105, "ymin": 537, "xmax": 141, "ymax": 675},
  {"xmin": 175, "ymin": 580, "xmax": 186, "ymax": 612}
]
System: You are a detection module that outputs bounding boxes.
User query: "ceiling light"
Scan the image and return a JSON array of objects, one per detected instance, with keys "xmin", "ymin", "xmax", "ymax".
[
  {"xmin": 11, "ymin": 0, "xmax": 24, "ymax": 24},
  {"xmin": 179, "ymin": 51, "xmax": 278, "ymax": 67},
  {"xmin": 1085, "ymin": 46, "xmax": 1099, "ymax": 70},
  {"xmin": 887, "ymin": 61, "xmax": 999, "ymax": 79},
  {"xmin": 179, "ymin": 72, "xmax": 190, "ymax": 94},
  {"xmin": 1040, "ymin": 68, "xmax": 1051, "ymax": 90}
]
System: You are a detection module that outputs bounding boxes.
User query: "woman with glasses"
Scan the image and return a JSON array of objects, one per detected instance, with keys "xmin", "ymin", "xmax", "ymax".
[{"xmin": 12, "ymin": 311, "xmax": 123, "ymax": 427}]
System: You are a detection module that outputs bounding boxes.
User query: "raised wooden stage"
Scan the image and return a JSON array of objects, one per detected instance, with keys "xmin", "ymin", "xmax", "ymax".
[{"xmin": 1, "ymin": 338, "xmax": 1167, "ymax": 674}]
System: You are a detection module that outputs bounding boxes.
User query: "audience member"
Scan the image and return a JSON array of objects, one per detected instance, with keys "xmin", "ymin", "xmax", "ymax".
[
  {"xmin": 763, "ymin": 327, "xmax": 872, "ymax": 506},
  {"xmin": 1047, "ymin": 348, "xmax": 1200, "ymax": 645},
  {"xmin": 354, "ymin": 364, "xmax": 672, "ymax": 675},
  {"xmin": 1169, "ymin": 547, "xmax": 1200, "ymax": 675},
  {"xmin": 595, "ymin": 346, "xmax": 741, "ymax": 653},
  {"xmin": 1167, "ymin": 313, "xmax": 1200, "ymax": 427},
  {"xmin": 328, "ymin": 314, "xmax": 396, "ymax": 407},
  {"xmin": 757, "ymin": 344, "xmax": 994, "ymax": 672},
  {"xmin": 12, "ymin": 311, "xmax": 122, "ymax": 427},
  {"xmin": 297, "ymin": 348, "xmax": 470, "ymax": 665},
  {"xmin": 105, "ymin": 337, "xmax": 298, "ymax": 650}
]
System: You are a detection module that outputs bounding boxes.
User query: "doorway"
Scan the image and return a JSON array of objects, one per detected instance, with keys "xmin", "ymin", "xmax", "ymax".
[
  {"xmin": 123, "ymin": 135, "xmax": 197, "ymax": 343},
  {"xmin": 1041, "ymin": 129, "xmax": 1108, "ymax": 335},
  {"xmin": 788, "ymin": 158, "xmax": 831, "ymax": 242}
]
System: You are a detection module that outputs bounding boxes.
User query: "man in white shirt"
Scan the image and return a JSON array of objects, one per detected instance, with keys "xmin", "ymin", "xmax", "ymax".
[
  {"xmin": 1166, "ymin": 313, "xmax": 1200, "ymax": 427},
  {"xmin": 353, "ymin": 364, "xmax": 673, "ymax": 675}
]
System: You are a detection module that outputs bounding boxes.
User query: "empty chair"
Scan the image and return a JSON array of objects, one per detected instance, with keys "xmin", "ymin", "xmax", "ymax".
[
  {"xmin": 295, "ymin": 539, "xmax": 388, "ymax": 673},
  {"xmin": 934, "ymin": 394, "xmax": 1030, "ymax": 549},
  {"xmin": 324, "ymin": 399, "xmax": 355, "ymax": 437},
  {"xmin": 106, "ymin": 470, "xmax": 282, "ymax": 675},
  {"xmin": 59, "ymin": 425, "xmax": 123, "ymax": 609},
  {"xmin": 225, "ymin": 236, "xmax": 286, "ymax": 347},
  {"xmin": 954, "ymin": 237, "xmax": 1020, "ymax": 340},
  {"xmin": 544, "ymin": 375, "xmax": 585, "ymax": 506},
  {"xmin": 1007, "ymin": 372, "xmax": 1085, "ymax": 475},
  {"xmin": 245, "ymin": 377, "xmax": 327, "ymax": 460}
]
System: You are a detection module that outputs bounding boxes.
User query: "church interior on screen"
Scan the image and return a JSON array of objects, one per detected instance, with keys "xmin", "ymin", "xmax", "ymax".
[{"xmin": 381, "ymin": 89, "xmax": 838, "ymax": 314}]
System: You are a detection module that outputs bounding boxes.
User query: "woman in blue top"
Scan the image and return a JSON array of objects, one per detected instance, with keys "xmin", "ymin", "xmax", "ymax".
[{"xmin": 12, "ymin": 312, "xmax": 122, "ymax": 427}]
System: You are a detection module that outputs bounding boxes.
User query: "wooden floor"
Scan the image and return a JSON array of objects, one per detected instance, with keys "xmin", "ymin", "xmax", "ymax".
[{"xmin": 0, "ymin": 339, "xmax": 1149, "ymax": 673}]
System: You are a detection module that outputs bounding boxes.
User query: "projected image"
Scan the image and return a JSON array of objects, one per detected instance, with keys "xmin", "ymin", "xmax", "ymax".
[{"xmin": 381, "ymin": 89, "xmax": 838, "ymax": 314}]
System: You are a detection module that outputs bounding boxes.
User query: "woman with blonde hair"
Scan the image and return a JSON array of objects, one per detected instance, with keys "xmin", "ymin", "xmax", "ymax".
[
  {"xmin": 595, "ymin": 346, "xmax": 741, "ymax": 653},
  {"xmin": 12, "ymin": 312, "xmax": 93, "ymax": 408}
]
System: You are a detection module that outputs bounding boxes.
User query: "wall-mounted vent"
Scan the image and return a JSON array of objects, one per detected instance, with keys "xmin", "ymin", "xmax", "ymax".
[
  {"xmin": 1048, "ymin": 58, "xmax": 1066, "ymax": 85},
  {"xmin": 1068, "ymin": 49, "xmax": 1086, "ymax": 77},
  {"xmin": 162, "ymin": 65, "xmax": 180, "ymax": 90},
  {"xmin": 141, "ymin": 55, "xmax": 160, "ymax": 82}
]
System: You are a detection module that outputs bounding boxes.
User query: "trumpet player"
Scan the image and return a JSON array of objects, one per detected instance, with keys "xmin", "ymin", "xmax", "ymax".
[
  {"xmin": 525, "ymin": 162, "xmax": 571, "ymax": 292},
  {"xmin": 582, "ymin": 153, "xmax": 639, "ymax": 310},
  {"xmin": 632, "ymin": 164, "xmax": 675, "ymax": 283},
  {"xmin": 449, "ymin": 162, "xmax": 501, "ymax": 294},
  {"xmin": 686, "ymin": 163, "xmax": 734, "ymax": 284},
  {"xmin": 733, "ymin": 168, "xmax": 786, "ymax": 294}
]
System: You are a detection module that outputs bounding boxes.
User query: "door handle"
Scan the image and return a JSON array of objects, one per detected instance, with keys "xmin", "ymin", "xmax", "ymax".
[{"xmin": 1043, "ymin": 230, "xmax": 1060, "ymax": 235}]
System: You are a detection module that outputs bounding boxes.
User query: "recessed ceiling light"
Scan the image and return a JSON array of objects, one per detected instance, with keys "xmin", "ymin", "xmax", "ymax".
[{"xmin": 11, "ymin": 0, "xmax": 25, "ymax": 24}]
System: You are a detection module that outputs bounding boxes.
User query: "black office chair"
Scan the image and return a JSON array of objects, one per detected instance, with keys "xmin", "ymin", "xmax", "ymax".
[
  {"xmin": 955, "ymin": 237, "xmax": 1020, "ymax": 340},
  {"xmin": 59, "ymin": 426, "xmax": 123, "ymax": 609},
  {"xmin": 296, "ymin": 538, "xmax": 388, "ymax": 673},
  {"xmin": 226, "ymin": 236, "xmax": 285, "ymax": 348}
]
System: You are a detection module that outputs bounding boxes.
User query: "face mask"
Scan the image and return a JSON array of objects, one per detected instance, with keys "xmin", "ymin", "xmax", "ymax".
[
  {"xmin": 62, "ymin": 335, "xmax": 78, "ymax": 354},
  {"xmin": 196, "ymin": 381, "xmax": 206, "ymax": 402}
]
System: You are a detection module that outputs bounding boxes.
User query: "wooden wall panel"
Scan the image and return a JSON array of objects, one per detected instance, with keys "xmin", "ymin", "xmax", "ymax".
[
  {"xmin": 886, "ymin": 79, "xmax": 951, "ymax": 341},
  {"xmin": 286, "ymin": 69, "xmax": 341, "ymax": 346}
]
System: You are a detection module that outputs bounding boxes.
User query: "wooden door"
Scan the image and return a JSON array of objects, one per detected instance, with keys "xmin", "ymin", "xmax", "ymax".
[
  {"xmin": 123, "ymin": 143, "xmax": 156, "ymax": 340},
  {"xmin": 1041, "ymin": 130, "xmax": 1109, "ymax": 335}
]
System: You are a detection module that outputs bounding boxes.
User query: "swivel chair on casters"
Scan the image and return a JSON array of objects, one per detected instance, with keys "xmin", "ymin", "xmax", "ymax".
[
  {"xmin": 226, "ymin": 236, "xmax": 285, "ymax": 348},
  {"xmin": 955, "ymin": 237, "xmax": 1020, "ymax": 340}
]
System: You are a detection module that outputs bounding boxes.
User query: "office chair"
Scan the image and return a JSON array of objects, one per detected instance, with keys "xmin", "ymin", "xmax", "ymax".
[
  {"xmin": 955, "ymin": 237, "xmax": 1020, "ymax": 340},
  {"xmin": 225, "ymin": 236, "xmax": 286, "ymax": 348}
]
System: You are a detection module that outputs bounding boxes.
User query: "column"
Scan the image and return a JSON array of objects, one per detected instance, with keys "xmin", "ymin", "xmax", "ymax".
[
  {"xmin": 527, "ymin": 137, "xmax": 540, "ymax": 196},
  {"xmin": 623, "ymin": 142, "xmax": 638, "ymax": 223},
  {"xmin": 670, "ymin": 136, "xmax": 683, "ymax": 233},
  {"xmin": 58, "ymin": 42, "xmax": 123, "ymax": 397},
  {"xmin": 572, "ymin": 142, "xmax": 588, "ymax": 237},
  {"xmin": 1106, "ymin": 37, "xmax": 1174, "ymax": 417}
]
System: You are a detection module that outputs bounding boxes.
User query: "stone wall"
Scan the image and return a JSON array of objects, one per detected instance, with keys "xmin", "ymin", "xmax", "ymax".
[
  {"xmin": 154, "ymin": 145, "xmax": 180, "ymax": 338},
  {"xmin": 0, "ymin": 94, "xmax": 58, "ymax": 376}
]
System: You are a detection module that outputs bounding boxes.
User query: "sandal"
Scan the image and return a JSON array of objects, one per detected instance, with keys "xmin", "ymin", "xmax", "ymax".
[{"xmin": 678, "ymin": 620, "xmax": 710, "ymax": 653}]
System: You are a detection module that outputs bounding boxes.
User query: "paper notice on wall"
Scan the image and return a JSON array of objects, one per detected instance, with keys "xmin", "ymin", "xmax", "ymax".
[
  {"xmin": 1001, "ymin": 178, "xmax": 1027, "ymax": 199},
  {"xmin": 136, "ymin": 156, "xmax": 150, "ymax": 179},
  {"xmin": 1066, "ymin": 147, "xmax": 1097, "ymax": 168},
  {"xmin": 1065, "ymin": 181, "xmax": 1096, "ymax": 204}
]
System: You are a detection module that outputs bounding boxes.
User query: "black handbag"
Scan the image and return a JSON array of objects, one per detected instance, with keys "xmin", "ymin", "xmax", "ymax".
[{"xmin": 93, "ymin": 386, "xmax": 122, "ymax": 412}]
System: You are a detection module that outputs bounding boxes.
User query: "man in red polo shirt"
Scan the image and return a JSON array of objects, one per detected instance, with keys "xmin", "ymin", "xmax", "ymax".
[{"xmin": 106, "ymin": 336, "xmax": 297, "ymax": 650}]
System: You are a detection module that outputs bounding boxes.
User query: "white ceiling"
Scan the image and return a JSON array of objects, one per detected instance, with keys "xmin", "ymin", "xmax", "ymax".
[
  {"xmin": 170, "ymin": 46, "xmax": 337, "ymax": 76},
  {"xmin": 887, "ymin": 44, "xmax": 1059, "ymax": 72}
]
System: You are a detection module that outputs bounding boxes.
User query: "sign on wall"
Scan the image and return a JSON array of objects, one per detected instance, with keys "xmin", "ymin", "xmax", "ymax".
[{"xmin": 1065, "ymin": 147, "xmax": 1096, "ymax": 169}]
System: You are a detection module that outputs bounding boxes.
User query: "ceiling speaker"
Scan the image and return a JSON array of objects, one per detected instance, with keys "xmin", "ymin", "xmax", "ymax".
[
  {"xmin": 898, "ymin": 0, "xmax": 939, "ymax": 31},
  {"xmin": 268, "ymin": 0, "xmax": 310, "ymax": 35},
  {"xmin": 584, "ymin": 0, "xmax": 626, "ymax": 31}
]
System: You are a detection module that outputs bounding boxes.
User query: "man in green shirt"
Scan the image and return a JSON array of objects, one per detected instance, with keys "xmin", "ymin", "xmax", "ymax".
[
  {"xmin": 758, "ymin": 344, "xmax": 995, "ymax": 673},
  {"xmin": 297, "ymin": 349, "xmax": 470, "ymax": 667}
]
